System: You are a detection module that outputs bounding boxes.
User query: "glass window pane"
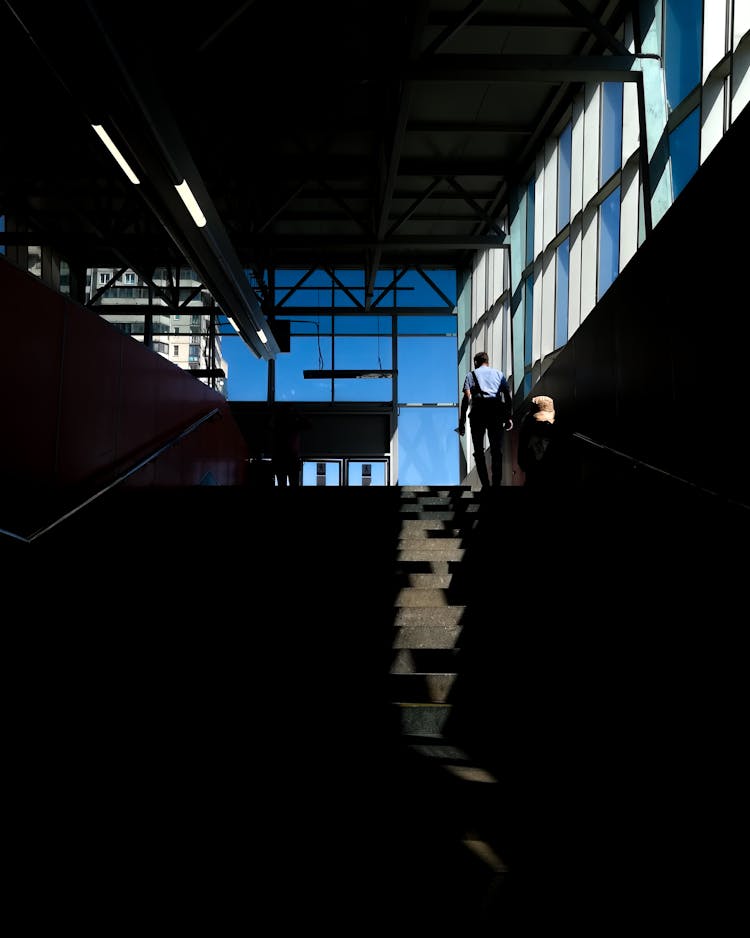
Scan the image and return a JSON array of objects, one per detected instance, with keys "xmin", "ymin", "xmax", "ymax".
[
  {"xmin": 397, "ymin": 336, "xmax": 458, "ymax": 404},
  {"xmin": 601, "ymin": 82, "xmax": 623, "ymax": 182},
  {"xmin": 512, "ymin": 306, "xmax": 525, "ymax": 398},
  {"xmin": 524, "ymin": 277, "xmax": 534, "ymax": 368},
  {"xmin": 555, "ymin": 239, "xmax": 570, "ymax": 349},
  {"xmin": 557, "ymin": 123, "xmax": 572, "ymax": 231},
  {"xmin": 302, "ymin": 460, "xmax": 342, "ymax": 486},
  {"xmin": 333, "ymin": 336, "xmax": 392, "ymax": 401},
  {"xmin": 422, "ymin": 269, "xmax": 457, "ymax": 305},
  {"xmin": 397, "ymin": 408, "xmax": 459, "ymax": 485},
  {"xmin": 215, "ymin": 317, "xmax": 269, "ymax": 400},
  {"xmin": 391, "ymin": 268, "xmax": 457, "ymax": 307},
  {"xmin": 276, "ymin": 315, "xmax": 332, "ymax": 335},
  {"xmin": 398, "ymin": 315, "xmax": 456, "ymax": 335},
  {"xmin": 670, "ymin": 107, "xmax": 700, "ymax": 199},
  {"xmin": 274, "ymin": 269, "xmax": 335, "ymax": 307},
  {"xmin": 665, "ymin": 0, "xmax": 702, "ymax": 109},
  {"xmin": 598, "ymin": 187, "xmax": 621, "ymax": 300},
  {"xmin": 332, "ymin": 269, "xmax": 365, "ymax": 307},
  {"xmin": 525, "ymin": 179, "xmax": 535, "ymax": 266},
  {"xmin": 334, "ymin": 315, "xmax": 392, "ymax": 335},
  {"xmin": 335, "ymin": 335, "xmax": 392, "ymax": 368},
  {"xmin": 276, "ymin": 335, "xmax": 333, "ymax": 402},
  {"xmin": 347, "ymin": 460, "xmax": 388, "ymax": 486},
  {"xmin": 334, "ymin": 377, "xmax": 392, "ymax": 402}
]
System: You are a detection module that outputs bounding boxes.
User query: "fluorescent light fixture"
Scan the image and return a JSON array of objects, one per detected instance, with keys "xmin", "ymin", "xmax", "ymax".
[
  {"xmin": 175, "ymin": 179, "xmax": 207, "ymax": 227},
  {"xmin": 225, "ymin": 315, "xmax": 239, "ymax": 332},
  {"xmin": 256, "ymin": 328, "xmax": 268, "ymax": 344},
  {"xmin": 91, "ymin": 124, "xmax": 140, "ymax": 184}
]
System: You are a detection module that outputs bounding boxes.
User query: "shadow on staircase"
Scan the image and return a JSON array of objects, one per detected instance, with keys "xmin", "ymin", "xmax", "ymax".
[{"xmin": 2, "ymin": 481, "xmax": 746, "ymax": 932}]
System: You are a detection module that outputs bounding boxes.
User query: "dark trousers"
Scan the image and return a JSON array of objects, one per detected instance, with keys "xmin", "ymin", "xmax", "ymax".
[
  {"xmin": 470, "ymin": 415, "xmax": 504, "ymax": 488},
  {"xmin": 273, "ymin": 456, "xmax": 301, "ymax": 487}
]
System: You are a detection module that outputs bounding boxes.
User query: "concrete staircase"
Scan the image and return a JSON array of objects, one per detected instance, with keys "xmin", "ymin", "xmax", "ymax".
[{"xmin": 388, "ymin": 486, "xmax": 507, "ymax": 926}]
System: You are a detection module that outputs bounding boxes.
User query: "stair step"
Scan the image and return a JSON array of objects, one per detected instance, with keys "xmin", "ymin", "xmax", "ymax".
[
  {"xmin": 397, "ymin": 508, "xmax": 479, "ymax": 520},
  {"xmin": 397, "ymin": 529, "xmax": 465, "ymax": 541},
  {"xmin": 405, "ymin": 738, "xmax": 474, "ymax": 763},
  {"xmin": 394, "ymin": 587, "xmax": 452, "ymax": 607},
  {"xmin": 399, "ymin": 518, "xmax": 462, "ymax": 532},
  {"xmin": 397, "ymin": 547, "xmax": 465, "ymax": 562},
  {"xmin": 397, "ymin": 702, "xmax": 451, "ymax": 735},
  {"xmin": 393, "ymin": 626, "xmax": 462, "ymax": 650},
  {"xmin": 398, "ymin": 536, "xmax": 462, "ymax": 549},
  {"xmin": 389, "ymin": 672, "xmax": 455, "ymax": 703},
  {"xmin": 390, "ymin": 649, "xmax": 460, "ymax": 672},
  {"xmin": 394, "ymin": 572, "xmax": 454, "ymax": 589},
  {"xmin": 394, "ymin": 560, "xmax": 460, "ymax": 575},
  {"xmin": 394, "ymin": 607, "xmax": 464, "ymax": 627}
]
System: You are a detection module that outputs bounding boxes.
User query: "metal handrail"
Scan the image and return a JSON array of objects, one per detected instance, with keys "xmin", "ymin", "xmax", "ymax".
[
  {"xmin": 1, "ymin": 407, "xmax": 221, "ymax": 544},
  {"xmin": 572, "ymin": 431, "xmax": 750, "ymax": 512}
]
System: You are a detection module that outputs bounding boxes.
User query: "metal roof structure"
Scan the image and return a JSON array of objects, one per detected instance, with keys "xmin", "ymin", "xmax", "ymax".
[{"xmin": 2, "ymin": 0, "xmax": 638, "ymax": 357}]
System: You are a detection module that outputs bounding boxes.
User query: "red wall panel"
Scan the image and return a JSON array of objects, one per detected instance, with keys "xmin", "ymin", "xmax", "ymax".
[
  {"xmin": 1, "ymin": 260, "xmax": 65, "ymax": 487},
  {"xmin": 0, "ymin": 257, "xmax": 249, "ymax": 529},
  {"xmin": 57, "ymin": 299, "xmax": 122, "ymax": 486}
]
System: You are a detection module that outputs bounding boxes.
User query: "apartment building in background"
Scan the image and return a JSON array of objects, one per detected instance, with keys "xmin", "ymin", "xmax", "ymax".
[{"xmin": 85, "ymin": 265, "xmax": 228, "ymax": 397}]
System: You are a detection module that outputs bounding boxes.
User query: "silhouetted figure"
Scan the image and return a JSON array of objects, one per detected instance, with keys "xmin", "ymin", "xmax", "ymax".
[
  {"xmin": 517, "ymin": 395, "xmax": 562, "ymax": 488},
  {"xmin": 269, "ymin": 403, "xmax": 309, "ymax": 487},
  {"xmin": 458, "ymin": 351, "xmax": 513, "ymax": 489}
]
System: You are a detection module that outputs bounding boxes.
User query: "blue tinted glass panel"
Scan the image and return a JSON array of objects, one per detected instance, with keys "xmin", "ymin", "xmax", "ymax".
[
  {"xmin": 335, "ymin": 335, "xmax": 392, "ymax": 368},
  {"xmin": 273, "ymin": 269, "xmax": 334, "ymax": 307},
  {"xmin": 333, "ymin": 336, "xmax": 392, "ymax": 402},
  {"xmin": 391, "ymin": 270, "xmax": 420, "ymax": 307},
  {"xmin": 333, "ymin": 269, "xmax": 364, "ymax": 306},
  {"xmin": 276, "ymin": 335, "xmax": 333, "ymax": 401},
  {"xmin": 334, "ymin": 316, "xmax": 392, "ymax": 334},
  {"xmin": 665, "ymin": 0, "xmax": 702, "ymax": 109},
  {"xmin": 0, "ymin": 214, "xmax": 5, "ymax": 255},
  {"xmin": 276, "ymin": 315, "xmax": 332, "ymax": 334},
  {"xmin": 219, "ymin": 334, "xmax": 269, "ymax": 401},
  {"xmin": 598, "ymin": 187, "xmax": 621, "ymax": 299},
  {"xmin": 555, "ymin": 239, "xmax": 570, "ymax": 349},
  {"xmin": 670, "ymin": 107, "xmax": 700, "ymax": 199},
  {"xmin": 302, "ymin": 461, "xmax": 342, "ymax": 486},
  {"xmin": 334, "ymin": 270, "xmax": 364, "ymax": 285},
  {"xmin": 274, "ymin": 269, "xmax": 309, "ymax": 287},
  {"xmin": 398, "ymin": 315, "xmax": 457, "ymax": 334},
  {"xmin": 333, "ymin": 289, "xmax": 364, "ymax": 307},
  {"xmin": 512, "ymin": 306, "xmax": 525, "ymax": 397},
  {"xmin": 371, "ymin": 269, "xmax": 397, "ymax": 308},
  {"xmin": 397, "ymin": 407, "xmax": 459, "ymax": 485},
  {"xmin": 525, "ymin": 179, "xmax": 535, "ymax": 266},
  {"xmin": 601, "ymin": 82, "xmax": 623, "ymax": 182},
  {"xmin": 334, "ymin": 377, "xmax": 392, "ymax": 402},
  {"xmin": 424, "ymin": 269, "xmax": 457, "ymax": 304},
  {"xmin": 557, "ymin": 123, "xmax": 572, "ymax": 231},
  {"xmin": 523, "ymin": 277, "xmax": 533, "ymax": 367},
  {"xmin": 347, "ymin": 461, "xmax": 388, "ymax": 486},
  {"xmin": 397, "ymin": 336, "xmax": 458, "ymax": 404}
]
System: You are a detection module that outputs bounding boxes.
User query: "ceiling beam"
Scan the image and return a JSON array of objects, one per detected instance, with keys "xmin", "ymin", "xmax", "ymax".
[
  {"xmin": 407, "ymin": 120, "xmax": 533, "ymax": 134},
  {"xmin": 365, "ymin": 0, "xmax": 431, "ymax": 309},
  {"xmin": 406, "ymin": 54, "xmax": 642, "ymax": 83},
  {"xmin": 239, "ymin": 235, "xmax": 507, "ymax": 250}
]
